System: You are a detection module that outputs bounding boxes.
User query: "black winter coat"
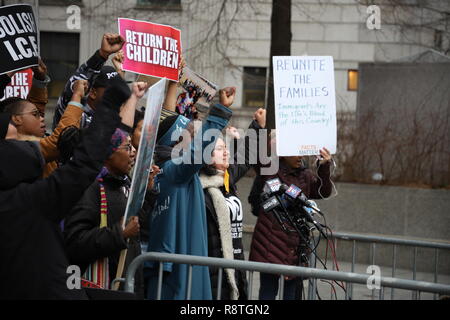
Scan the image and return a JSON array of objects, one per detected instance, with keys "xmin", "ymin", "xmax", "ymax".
[
  {"xmin": 0, "ymin": 98, "xmax": 126, "ymax": 299},
  {"xmin": 64, "ymin": 173, "xmax": 145, "ymax": 294}
]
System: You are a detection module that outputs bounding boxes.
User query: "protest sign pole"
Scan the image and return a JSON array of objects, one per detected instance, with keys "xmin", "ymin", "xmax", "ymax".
[
  {"xmin": 34, "ymin": 0, "xmax": 40, "ymax": 56},
  {"xmin": 113, "ymin": 248, "xmax": 127, "ymax": 290}
]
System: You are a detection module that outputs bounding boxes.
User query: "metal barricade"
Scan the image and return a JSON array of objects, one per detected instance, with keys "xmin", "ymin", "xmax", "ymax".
[
  {"xmin": 327, "ymin": 232, "xmax": 450, "ymax": 300},
  {"xmin": 123, "ymin": 251, "xmax": 450, "ymax": 300}
]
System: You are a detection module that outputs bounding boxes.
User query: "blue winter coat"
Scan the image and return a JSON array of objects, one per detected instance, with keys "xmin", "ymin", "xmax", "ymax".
[{"xmin": 146, "ymin": 104, "xmax": 232, "ymax": 300}]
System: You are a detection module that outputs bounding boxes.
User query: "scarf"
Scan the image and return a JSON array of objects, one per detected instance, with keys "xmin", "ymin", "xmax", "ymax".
[
  {"xmin": 199, "ymin": 171, "xmax": 239, "ymax": 300},
  {"xmin": 82, "ymin": 167, "xmax": 129, "ymax": 289}
]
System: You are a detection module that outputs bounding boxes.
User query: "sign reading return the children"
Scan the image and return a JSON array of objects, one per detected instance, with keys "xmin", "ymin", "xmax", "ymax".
[
  {"xmin": 0, "ymin": 4, "xmax": 39, "ymax": 75},
  {"xmin": 273, "ymin": 56, "xmax": 337, "ymax": 157},
  {"xmin": 118, "ymin": 18, "xmax": 181, "ymax": 81}
]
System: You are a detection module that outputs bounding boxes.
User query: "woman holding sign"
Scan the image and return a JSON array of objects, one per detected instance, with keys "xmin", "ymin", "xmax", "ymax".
[
  {"xmin": 249, "ymin": 148, "xmax": 333, "ymax": 300},
  {"xmin": 63, "ymin": 82, "xmax": 154, "ymax": 294}
]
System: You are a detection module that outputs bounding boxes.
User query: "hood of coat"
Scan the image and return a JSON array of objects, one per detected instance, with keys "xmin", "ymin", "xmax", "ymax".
[{"xmin": 0, "ymin": 140, "xmax": 44, "ymax": 190}]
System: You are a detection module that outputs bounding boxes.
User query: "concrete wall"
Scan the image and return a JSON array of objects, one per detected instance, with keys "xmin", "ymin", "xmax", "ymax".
[
  {"xmin": 355, "ymin": 62, "xmax": 450, "ymax": 187},
  {"xmin": 237, "ymin": 178, "xmax": 450, "ymax": 274}
]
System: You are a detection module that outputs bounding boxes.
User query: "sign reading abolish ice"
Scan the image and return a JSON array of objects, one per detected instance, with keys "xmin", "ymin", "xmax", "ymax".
[
  {"xmin": 273, "ymin": 56, "xmax": 337, "ymax": 156},
  {"xmin": 122, "ymin": 78, "xmax": 167, "ymax": 228},
  {"xmin": 0, "ymin": 4, "xmax": 39, "ymax": 75},
  {"xmin": 118, "ymin": 18, "xmax": 181, "ymax": 81}
]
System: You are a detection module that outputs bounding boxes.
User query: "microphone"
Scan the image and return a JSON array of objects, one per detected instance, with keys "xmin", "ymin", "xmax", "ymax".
[
  {"xmin": 263, "ymin": 177, "xmax": 282, "ymax": 194},
  {"xmin": 283, "ymin": 184, "xmax": 328, "ymax": 238},
  {"xmin": 306, "ymin": 200, "xmax": 319, "ymax": 215},
  {"xmin": 260, "ymin": 191, "xmax": 290, "ymax": 232},
  {"xmin": 261, "ymin": 196, "xmax": 281, "ymax": 213}
]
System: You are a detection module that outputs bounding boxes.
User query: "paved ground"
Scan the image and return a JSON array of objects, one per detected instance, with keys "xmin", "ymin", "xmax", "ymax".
[{"xmin": 242, "ymin": 258, "xmax": 450, "ymax": 300}]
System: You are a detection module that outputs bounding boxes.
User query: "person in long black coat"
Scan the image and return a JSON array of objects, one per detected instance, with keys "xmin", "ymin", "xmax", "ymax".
[
  {"xmin": 0, "ymin": 77, "xmax": 131, "ymax": 300},
  {"xmin": 199, "ymin": 108, "xmax": 266, "ymax": 300}
]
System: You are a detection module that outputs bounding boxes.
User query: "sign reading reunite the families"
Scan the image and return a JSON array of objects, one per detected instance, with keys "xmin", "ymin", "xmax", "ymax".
[
  {"xmin": 0, "ymin": 4, "xmax": 39, "ymax": 75},
  {"xmin": 118, "ymin": 18, "xmax": 181, "ymax": 81},
  {"xmin": 273, "ymin": 56, "xmax": 337, "ymax": 156},
  {"xmin": 122, "ymin": 78, "xmax": 167, "ymax": 228}
]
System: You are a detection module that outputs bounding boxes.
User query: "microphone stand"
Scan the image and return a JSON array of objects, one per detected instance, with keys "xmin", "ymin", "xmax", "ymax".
[
  {"xmin": 273, "ymin": 194, "xmax": 312, "ymax": 251},
  {"xmin": 293, "ymin": 198, "xmax": 328, "ymax": 239},
  {"xmin": 273, "ymin": 194, "xmax": 312, "ymax": 300}
]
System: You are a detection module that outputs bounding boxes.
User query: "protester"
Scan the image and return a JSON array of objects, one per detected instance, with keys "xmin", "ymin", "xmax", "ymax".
[
  {"xmin": 0, "ymin": 75, "xmax": 132, "ymax": 299},
  {"xmin": 63, "ymin": 83, "xmax": 160, "ymax": 295},
  {"xmin": 53, "ymin": 33, "xmax": 125, "ymax": 129},
  {"xmin": 145, "ymin": 88, "xmax": 235, "ymax": 300},
  {"xmin": 27, "ymin": 59, "xmax": 52, "ymax": 116},
  {"xmin": 249, "ymin": 148, "xmax": 333, "ymax": 300},
  {"xmin": 131, "ymin": 108, "xmax": 145, "ymax": 150},
  {"xmin": 199, "ymin": 107, "xmax": 266, "ymax": 300},
  {"xmin": 2, "ymin": 78, "xmax": 87, "ymax": 177},
  {"xmin": 63, "ymin": 133, "xmax": 144, "ymax": 290},
  {"xmin": 2, "ymin": 97, "xmax": 46, "ymax": 138}
]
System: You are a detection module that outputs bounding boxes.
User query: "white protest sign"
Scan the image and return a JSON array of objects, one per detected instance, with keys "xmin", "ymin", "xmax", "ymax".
[
  {"xmin": 273, "ymin": 56, "xmax": 337, "ymax": 156},
  {"xmin": 122, "ymin": 78, "xmax": 167, "ymax": 228}
]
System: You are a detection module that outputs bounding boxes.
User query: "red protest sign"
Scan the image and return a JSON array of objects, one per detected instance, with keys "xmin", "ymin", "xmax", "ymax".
[
  {"xmin": 1, "ymin": 68, "xmax": 33, "ymax": 101},
  {"xmin": 118, "ymin": 18, "xmax": 181, "ymax": 81}
]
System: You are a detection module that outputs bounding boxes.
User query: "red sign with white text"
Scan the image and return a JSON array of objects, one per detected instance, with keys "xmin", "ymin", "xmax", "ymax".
[
  {"xmin": 1, "ymin": 68, "xmax": 33, "ymax": 101},
  {"xmin": 118, "ymin": 18, "xmax": 181, "ymax": 81}
]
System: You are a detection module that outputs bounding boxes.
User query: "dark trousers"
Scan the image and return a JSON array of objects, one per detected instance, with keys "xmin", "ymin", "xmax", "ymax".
[{"xmin": 259, "ymin": 273, "xmax": 303, "ymax": 300}]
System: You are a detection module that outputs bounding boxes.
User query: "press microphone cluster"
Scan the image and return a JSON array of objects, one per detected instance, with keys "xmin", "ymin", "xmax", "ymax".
[{"xmin": 260, "ymin": 178, "xmax": 328, "ymax": 238}]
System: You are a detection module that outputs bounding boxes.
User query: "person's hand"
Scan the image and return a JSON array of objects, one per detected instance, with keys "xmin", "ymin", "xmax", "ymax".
[
  {"xmin": 32, "ymin": 58, "xmax": 48, "ymax": 81},
  {"xmin": 226, "ymin": 126, "xmax": 240, "ymax": 140},
  {"xmin": 253, "ymin": 108, "xmax": 266, "ymax": 128},
  {"xmin": 219, "ymin": 87, "xmax": 236, "ymax": 108},
  {"xmin": 318, "ymin": 147, "xmax": 332, "ymax": 165},
  {"xmin": 6, "ymin": 71, "xmax": 16, "ymax": 78},
  {"xmin": 112, "ymin": 50, "xmax": 124, "ymax": 72},
  {"xmin": 99, "ymin": 33, "xmax": 125, "ymax": 60},
  {"xmin": 131, "ymin": 81, "xmax": 150, "ymax": 99},
  {"xmin": 72, "ymin": 80, "xmax": 88, "ymax": 100},
  {"xmin": 147, "ymin": 165, "xmax": 161, "ymax": 190},
  {"xmin": 122, "ymin": 216, "xmax": 140, "ymax": 239}
]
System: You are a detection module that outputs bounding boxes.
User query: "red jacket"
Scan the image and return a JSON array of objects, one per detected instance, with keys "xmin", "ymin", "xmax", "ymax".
[{"xmin": 249, "ymin": 160, "xmax": 332, "ymax": 267}]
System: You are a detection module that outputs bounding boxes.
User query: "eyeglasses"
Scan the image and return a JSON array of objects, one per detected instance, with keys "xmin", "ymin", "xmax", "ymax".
[
  {"xmin": 118, "ymin": 144, "xmax": 133, "ymax": 152},
  {"xmin": 14, "ymin": 109, "xmax": 44, "ymax": 119}
]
